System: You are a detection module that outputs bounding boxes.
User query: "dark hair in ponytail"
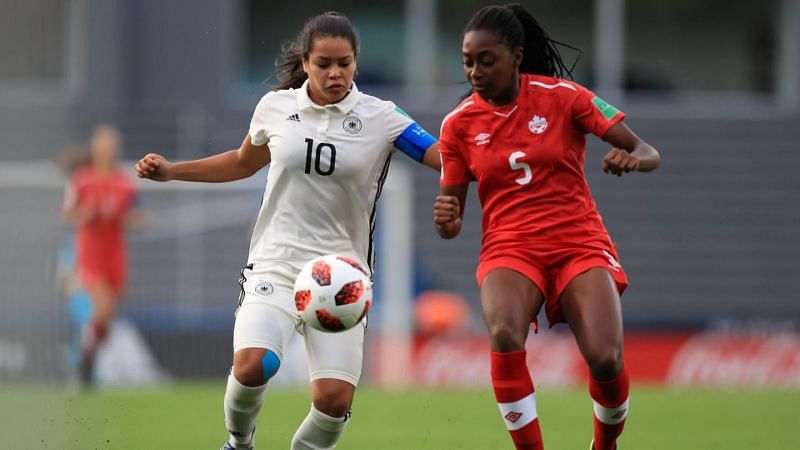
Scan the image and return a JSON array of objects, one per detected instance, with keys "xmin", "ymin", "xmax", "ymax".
[
  {"xmin": 464, "ymin": 3, "xmax": 578, "ymax": 79},
  {"xmin": 272, "ymin": 11, "xmax": 359, "ymax": 91}
]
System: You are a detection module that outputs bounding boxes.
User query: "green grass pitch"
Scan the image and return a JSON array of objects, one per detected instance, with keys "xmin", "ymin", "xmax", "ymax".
[{"xmin": 1, "ymin": 384, "xmax": 797, "ymax": 449}]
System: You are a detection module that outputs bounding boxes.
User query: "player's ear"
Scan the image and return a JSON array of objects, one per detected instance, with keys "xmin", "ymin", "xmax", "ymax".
[
  {"xmin": 512, "ymin": 46, "xmax": 523, "ymax": 70},
  {"xmin": 301, "ymin": 57, "xmax": 310, "ymax": 74}
]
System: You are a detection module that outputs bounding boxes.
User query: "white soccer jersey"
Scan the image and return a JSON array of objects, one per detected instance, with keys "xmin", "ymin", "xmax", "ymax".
[{"xmin": 247, "ymin": 80, "xmax": 421, "ymax": 274}]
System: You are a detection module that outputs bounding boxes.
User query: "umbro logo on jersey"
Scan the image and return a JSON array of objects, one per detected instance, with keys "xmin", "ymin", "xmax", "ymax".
[
  {"xmin": 528, "ymin": 115, "xmax": 548, "ymax": 134},
  {"xmin": 474, "ymin": 133, "xmax": 491, "ymax": 146},
  {"xmin": 286, "ymin": 113, "xmax": 301, "ymax": 122}
]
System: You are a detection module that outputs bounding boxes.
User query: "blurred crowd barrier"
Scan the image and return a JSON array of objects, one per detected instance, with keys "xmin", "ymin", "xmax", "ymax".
[{"xmin": 369, "ymin": 329, "xmax": 800, "ymax": 388}]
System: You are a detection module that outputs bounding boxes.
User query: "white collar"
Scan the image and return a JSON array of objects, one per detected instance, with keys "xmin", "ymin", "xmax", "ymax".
[{"xmin": 296, "ymin": 79, "xmax": 360, "ymax": 114}]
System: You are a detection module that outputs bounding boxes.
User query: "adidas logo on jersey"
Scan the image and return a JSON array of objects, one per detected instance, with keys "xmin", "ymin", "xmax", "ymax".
[{"xmin": 286, "ymin": 113, "xmax": 300, "ymax": 122}]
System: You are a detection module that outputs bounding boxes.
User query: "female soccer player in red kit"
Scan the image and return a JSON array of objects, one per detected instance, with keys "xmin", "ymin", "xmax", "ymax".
[
  {"xmin": 434, "ymin": 4, "xmax": 660, "ymax": 450},
  {"xmin": 63, "ymin": 124, "xmax": 144, "ymax": 386}
]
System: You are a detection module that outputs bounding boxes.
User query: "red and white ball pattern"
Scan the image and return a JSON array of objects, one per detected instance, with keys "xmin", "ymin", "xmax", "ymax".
[{"xmin": 293, "ymin": 255, "xmax": 372, "ymax": 332}]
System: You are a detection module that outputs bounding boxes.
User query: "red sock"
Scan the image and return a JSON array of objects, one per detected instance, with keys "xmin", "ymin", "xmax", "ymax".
[
  {"xmin": 82, "ymin": 321, "xmax": 109, "ymax": 357},
  {"xmin": 491, "ymin": 351, "xmax": 543, "ymax": 450},
  {"xmin": 92, "ymin": 321, "xmax": 109, "ymax": 342},
  {"xmin": 589, "ymin": 365, "xmax": 630, "ymax": 450}
]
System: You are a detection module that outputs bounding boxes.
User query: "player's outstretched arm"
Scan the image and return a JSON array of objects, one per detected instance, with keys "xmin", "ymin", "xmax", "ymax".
[
  {"xmin": 601, "ymin": 122, "xmax": 661, "ymax": 176},
  {"xmin": 421, "ymin": 142, "xmax": 442, "ymax": 171},
  {"xmin": 135, "ymin": 134, "xmax": 271, "ymax": 183},
  {"xmin": 434, "ymin": 183, "xmax": 467, "ymax": 239}
]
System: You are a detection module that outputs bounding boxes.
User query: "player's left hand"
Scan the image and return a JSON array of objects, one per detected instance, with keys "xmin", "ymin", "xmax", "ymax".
[
  {"xmin": 602, "ymin": 147, "xmax": 640, "ymax": 177},
  {"xmin": 434, "ymin": 195, "xmax": 462, "ymax": 239}
]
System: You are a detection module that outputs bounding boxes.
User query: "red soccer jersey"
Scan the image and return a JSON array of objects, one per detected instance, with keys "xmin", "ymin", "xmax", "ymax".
[
  {"xmin": 439, "ymin": 74, "xmax": 625, "ymax": 260},
  {"xmin": 67, "ymin": 166, "xmax": 138, "ymax": 292}
]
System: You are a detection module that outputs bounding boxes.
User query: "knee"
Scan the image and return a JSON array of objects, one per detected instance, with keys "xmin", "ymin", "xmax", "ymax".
[
  {"xmin": 233, "ymin": 357, "xmax": 263, "ymax": 387},
  {"xmin": 585, "ymin": 347, "xmax": 623, "ymax": 380},
  {"xmin": 233, "ymin": 349, "xmax": 281, "ymax": 387},
  {"xmin": 260, "ymin": 350, "xmax": 280, "ymax": 380},
  {"xmin": 313, "ymin": 390, "xmax": 353, "ymax": 418},
  {"xmin": 487, "ymin": 322, "xmax": 527, "ymax": 352}
]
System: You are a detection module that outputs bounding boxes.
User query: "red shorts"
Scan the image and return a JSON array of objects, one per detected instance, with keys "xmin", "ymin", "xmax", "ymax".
[
  {"xmin": 476, "ymin": 243, "xmax": 628, "ymax": 330},
  {"xmin": 77, "ymin": 249, "xmax": 127, "ymax": 296}
]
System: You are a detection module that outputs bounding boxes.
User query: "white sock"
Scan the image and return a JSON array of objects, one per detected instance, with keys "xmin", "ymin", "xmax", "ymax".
[
  {"xmin": 223, "ymin": 373, "xmax": 267, "ymax": 447},
  {"xmin": 290, "ymin": 404, "xmax": 349, "ymax": 450}
]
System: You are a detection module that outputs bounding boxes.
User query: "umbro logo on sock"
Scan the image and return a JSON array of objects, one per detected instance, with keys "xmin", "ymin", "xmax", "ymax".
[{"xmin": 286, "ymin": 113, "xmax": 300, "ymax": 122}]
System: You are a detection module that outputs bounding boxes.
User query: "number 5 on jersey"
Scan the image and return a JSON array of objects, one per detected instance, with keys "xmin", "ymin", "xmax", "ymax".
[
  {"xmin": 508, "ymin": 151, "xmax": 532, "ymax": 185},
  {"xmin": 304, "ymin": 138, "xmax": 336, "ymax": 176}
]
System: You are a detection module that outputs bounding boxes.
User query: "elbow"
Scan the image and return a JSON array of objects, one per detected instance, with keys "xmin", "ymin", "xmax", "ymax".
[
  {"xmin": 244, "ymin": 164, "xmax": 261, "ymax": 178},
  {"xmin": 234, "ymin": 156, "xmax": 263, "ymax": 179},
  {"xmin": 636, "ymin": 144, "xmax": 661, "ymax": 172},
  {"xmin": 646, "ymin": 148, "xmax": 662, "ymax": 172},
  {"xmin": 233, "ymin": 144, "xmax": 269, "ymax": 180}
]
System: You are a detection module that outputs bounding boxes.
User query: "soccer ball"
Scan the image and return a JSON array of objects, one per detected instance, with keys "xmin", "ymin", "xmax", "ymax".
[{"xmin": 294, "ymin": 255, "xmax": 372, "ymax": 332}]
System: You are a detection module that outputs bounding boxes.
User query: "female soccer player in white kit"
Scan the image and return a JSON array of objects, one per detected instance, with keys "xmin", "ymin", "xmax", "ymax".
[{"xmin": 135, "ymin": 12, "xmax": 440, "ymax": 450}]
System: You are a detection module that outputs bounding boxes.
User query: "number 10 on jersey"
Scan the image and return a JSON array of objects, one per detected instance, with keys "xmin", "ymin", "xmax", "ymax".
[{"xmin": 304, "ymin": 138, "xmax": 336, "ymax": 176}]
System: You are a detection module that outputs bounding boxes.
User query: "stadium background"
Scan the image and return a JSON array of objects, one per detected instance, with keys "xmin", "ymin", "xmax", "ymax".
[{"xmin": 1, "ymin": 0, "xmax": 799, "ymax": 448}]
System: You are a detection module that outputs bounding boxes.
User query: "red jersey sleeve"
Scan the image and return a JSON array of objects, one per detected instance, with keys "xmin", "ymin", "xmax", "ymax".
[
  {"xmin": 572, "ymin": 85, "xmax": 625, "ymax": 139},
  {"xmin": 438, "ymin": 115, "xmax": 474, "ymax": 185}
]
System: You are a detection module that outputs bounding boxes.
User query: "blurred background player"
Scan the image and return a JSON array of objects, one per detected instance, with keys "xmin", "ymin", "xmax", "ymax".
[
  {"xmin": 62, "ymin": 124, "xmax": 144, "ymax": 387},
  {"xmin": 135, "ymin": 11, "xmax": 440, "ymax": 450},
  {"xmin": 434, "ymin": 4, "xmax": 660, "ymax": 450},
  {"xmin": 56, "ymin": 145, "xmax": 93, "ymax": 374}
]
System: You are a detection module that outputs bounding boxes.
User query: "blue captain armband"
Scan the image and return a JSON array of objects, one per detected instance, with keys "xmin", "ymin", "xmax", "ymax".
[{"xmin": 395, "ymin": 123, "xmax": 437, "ymax": 162}]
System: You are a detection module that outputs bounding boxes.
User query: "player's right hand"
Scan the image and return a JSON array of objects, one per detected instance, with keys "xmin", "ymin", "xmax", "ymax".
[
  {"xmin": 434, "ymin": 195, "xmax": 462, "ymax": 238},
  {"xmin": 135, "ymin": 153, "xmax": 173, "ymax": 182},
  {"xmin": 602, "ymin": 147, "xmax": 640, "ymax": 177}
]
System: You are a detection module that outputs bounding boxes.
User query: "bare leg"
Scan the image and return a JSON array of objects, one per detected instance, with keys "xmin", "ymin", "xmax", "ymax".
[
  {"xmin": 479, "ymin": 268, "xmax": 543, "ymax": 352},
  {"xmin": 80, "ymin": 281, "xmax": 119, "ymax": 386},
  {"xmin": 480, "ymin": 268, "xmax": 546, "ymax": 450},
  {"xmin": 560, "ymin": 268, "xmax": 629, "ymax": 450},
  {"xmin": 560, "ymin": 268, "xmax": 623, "ymax": 380}
]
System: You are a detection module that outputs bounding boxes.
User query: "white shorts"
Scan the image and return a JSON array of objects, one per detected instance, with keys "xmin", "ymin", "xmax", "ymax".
[{"xmin": 233, "ymin": 262, "xmax": 365, "ymax": 386}]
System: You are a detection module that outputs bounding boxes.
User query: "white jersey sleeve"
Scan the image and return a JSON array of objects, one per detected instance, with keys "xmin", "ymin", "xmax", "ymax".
[
  {"xmin": 249, "ymin": 93, "xmax": 274, "ymax": 146},
  {"xmin": 383, "ymin": 102, "xmax": 438, "ymax": 162},
  {"xmin": 383, "ymin": 102, "xmax": 415, "ymax": 144}
]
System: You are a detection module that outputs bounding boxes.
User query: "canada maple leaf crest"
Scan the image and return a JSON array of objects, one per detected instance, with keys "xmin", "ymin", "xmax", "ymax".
[{"xmin": 528, "ymin": 115, "xmax": 548, "ymax": 134}]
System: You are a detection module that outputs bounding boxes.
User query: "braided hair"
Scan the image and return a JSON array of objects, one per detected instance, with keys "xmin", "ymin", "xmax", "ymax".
[
  {"xmin": 464, "ymin": 3, "xmax": 578, "ymax": 79},
  {"xmin": 273, "ymin": 12, "xmax": 359, "ymax": 91}
]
